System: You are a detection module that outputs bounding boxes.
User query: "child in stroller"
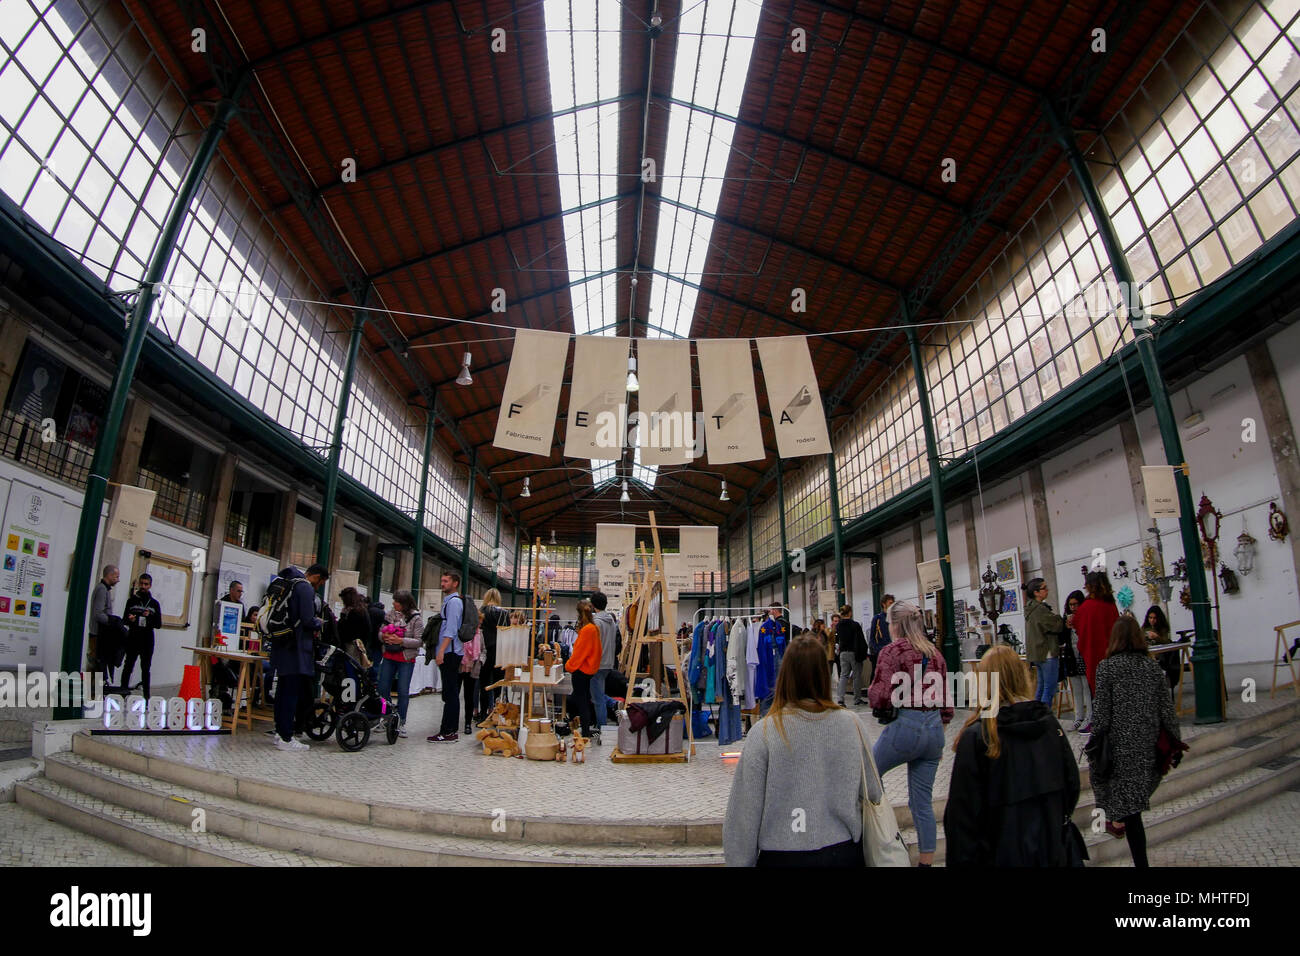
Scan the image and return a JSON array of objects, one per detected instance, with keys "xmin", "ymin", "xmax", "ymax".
[{"xmin": 306, "ymin": 640, "xmax": 399, "ymax": 751}]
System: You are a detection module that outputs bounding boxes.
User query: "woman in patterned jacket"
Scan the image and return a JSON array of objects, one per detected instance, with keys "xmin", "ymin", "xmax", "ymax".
[{"xmin": 1088, "ymin": 615, "xmax": 1182, "ymax": 867}]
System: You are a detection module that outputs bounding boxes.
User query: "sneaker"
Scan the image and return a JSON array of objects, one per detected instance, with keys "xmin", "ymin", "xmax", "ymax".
[
  {"xmin": 397, "ymin": 721, "xmax": 408, "ymax": 739},
  {"xmin": 265, "ymin": 728, "xmax": 278, "ymax": 737},
  {"xmin": 1071, "ymin": 719, "xmax": 1083, "ymax": 731},
  {"xmin": 1079, "ymin": 721, "xmax": 1092, "ymax": 734},
  {"xmin": 590, "ymin": 731, "xmax": 602, "ymax": 747},
  {"xmin": 294, "ymin": 733, "xmax": 312, "ymax": 745},
  {"xmin": 426, "ymin": 732, "xmax": 459, "ymax": 742},
  {"xmin": 274, "ymin": 737, "xmax": 309, "ymax": 752}
]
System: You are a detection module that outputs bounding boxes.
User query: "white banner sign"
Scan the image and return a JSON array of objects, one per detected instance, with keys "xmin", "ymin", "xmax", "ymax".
[
  {"xmin": 818, "ymin": 589, "xmax": 839, "ymax": 616},
  {"xmin": 678, "ymin": 526, "xmax": 718, "ymax": 572},
  {"xmin": 917, "ymin": 559, "xmax": 945, "ymax": 594},
  {"xmin": 636, "ymin": 339, "xmax": 697, "ymax": 466},
  {"xmin": 696, "ymin": 339, "xmax": 764, "ymax": 465},
  {"xmin": 756, "ymin": 336, "xmax": 831, "ymax": 458},
  {"xmin": 662, "ymin": 554, "xmax": 692, "ymax": 603},
  {"xmin": 564, "ymin": 336, "xmax": 630, "ymax": 460},
  {"xmin": 1141, "ymin": 465, "xmax": 1181, "ymax": 519},
  {"xmin": 595, "ymin": 523, "xmax": 636, "ymax": 593},
  {"xmin": 106, "ymin": 485, "xmax": 156, "ymax": 545},
  {"xmin": 493, "ymin": 329, "xmax": 570, "ymax": 456},
  {"xmin": 330, "ymin": 569, "xmax": 360, "ymax": 604}
]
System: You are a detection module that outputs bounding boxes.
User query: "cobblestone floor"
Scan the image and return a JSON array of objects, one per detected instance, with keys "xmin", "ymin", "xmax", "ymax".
[
  {"xmin": 1100, "ymin": 788, "xmax": 1300, "ymax": 867},
  {"xmin": 0, "ymin": 803, "xmax": 160, "ymax": 866},
  {"xmin": 82, "ymin": 691, "xmax": 1292, "ymax": 824}
]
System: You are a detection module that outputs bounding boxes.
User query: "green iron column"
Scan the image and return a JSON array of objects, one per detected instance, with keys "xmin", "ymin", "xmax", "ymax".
[
  {"xmin": 461, "ymin": 453, "xmax": 477, "ymax": 590},
  {"xmin": 410, "ymin": 411, "xmax": 435, "ymax": 591},
  {"xmin": 317, "ymin": 307, "xmax": 368, "ymax": 570},
  {"xmin": 725, "ymin": 532, "xmax": 734, "ymax": 607},
  {"xmin": 825, "ymin": 452, "xmax": 847, "ymax": 610},
  {"xmin": 747, "ymin": 505, "xmax": 756, "ymax": 607},
  {"xmin": 776, "ymin": 463, "xmax": 790, "ymax": 611},
  {"xmin": 1046, "ymin": 98, "xmax": 1222, "ymax": 723},
  {"xmin": 59, "ymin": 80, "xmax": 248, "ymax": 718},
  {"xmin": 903, "ymin": 300, "xmax": 959, "ymax": 672}
]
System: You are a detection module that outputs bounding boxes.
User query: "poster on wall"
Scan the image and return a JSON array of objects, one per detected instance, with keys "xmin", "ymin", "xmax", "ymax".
[
  {"xmin": 6, "ymin": 342, "xmax": 67, "ymax": 424},
  {"xmin": 595, "ymin": 523, "xmax": 635, "ymax": 593},
  {"xmin": 563, "ymin": 336, "xmax": 630, "ymax": 460},
  {"xmin": 65, "ymin": 377, "xmax": 108, "ymax": 447},
  {"xmin": 0, "ymin": 480, "xmax": 58, "ymax": 669},
  {"xmin": 818, "ymin": 589, "xmax": 838, "ymax": 616},
  {"xmin": 917, "ymin": 558, "xmax": 945, "ymax": 595}
]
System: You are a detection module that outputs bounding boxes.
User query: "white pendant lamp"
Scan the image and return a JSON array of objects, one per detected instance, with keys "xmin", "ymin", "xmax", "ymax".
[
  {"xmin": 521, "ymin": 476, "xmax": 530, "ymax": 498},
  {"xmin": 626, "ymin": 354, "xmax": 639, "ymax": 393},
  {"xmin": 620, "ymin": 479, "xmax": 630, "ymax": 503},
  {"xmin": 720, "ymin": 478, "xmax": 729, "ymax": 501},
  {"xmin": 456, "ymin": 351, "xmax": 473, "ymax": 386}
]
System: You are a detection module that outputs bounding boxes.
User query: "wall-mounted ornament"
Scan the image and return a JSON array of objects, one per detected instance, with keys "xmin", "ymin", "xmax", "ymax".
[
  {"xmin": 1116, "ymin": 560, "xmax": 1129, "ymax": 578},
  {"xmin": 1172, "ymin": 556, "xmax": 1188, "ymax": 580},
  {"xmin": 1196, "ymin": 494, "xmax": 1221, "ymax": 550},
  {"xmin": 1116, "ymin": 585, "xmax": 1135, "ymax": 616},
  {"xmin": 1268, "ymin": 501, "xmax": 1290, "ymax": 542},
  {"xmin": 1218, "ymin": 562, "xmax": 1240, "ymax": 595},
  {"xmin": 1179, "ymin": 584, "xmax": 1192, "ymax": 609}
]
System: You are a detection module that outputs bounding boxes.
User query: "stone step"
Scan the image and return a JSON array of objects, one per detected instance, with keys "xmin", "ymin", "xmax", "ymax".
[
  {"xmin": 37, "ymin": 752, "xmax": 724, "ymax": 866},
  {"xmin": 15, "ymin": 777, "xmax": 349, "ymax": 867},
  {"xmin": 70, "ymin": 731, "xmax": 722, "ymax": 847}
]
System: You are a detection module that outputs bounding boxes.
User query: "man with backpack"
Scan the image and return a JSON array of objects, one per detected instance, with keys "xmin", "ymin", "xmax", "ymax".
[
  {"xmin": 865, "ymin": 594, "xmax": 896, "ymax": 699},
  {"xmin": 428, "ymin": 569, "xmax": 475, "ymax": 742},
  {"xmin": 263, "ymin": 563, "xmax": 328, "ymax": 752}
]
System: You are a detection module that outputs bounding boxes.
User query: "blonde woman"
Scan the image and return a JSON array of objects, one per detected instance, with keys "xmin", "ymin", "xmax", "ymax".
[
  {"xmin": 943, "ymin": 646, "xmax": 1083, "ymax": 866},
  {"xmin": 725, "ymin": 637, "xmax": 883, "ymax": 867},
  {"xmin": 866, "ymin": 601, "xmax": 953, "ymax": 866},
  {"xmin": 476, "ymin": 588, "xmax": 509, "ymax": 721}
]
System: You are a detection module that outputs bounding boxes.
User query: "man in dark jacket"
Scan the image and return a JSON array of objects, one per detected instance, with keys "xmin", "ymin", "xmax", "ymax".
[
  {"xmin": 943, "ymin": 698, "xmax": 1083, "ymax": 866},
  {"xmin": 270, "ymin": 564, "xmax": 327, "ymax": 752},
  {"xmin": 835, "ymin": 605, "xmax": 869, "ymax": 705},
  {"xmin": 120, "ymin": 573, "xmax": 162, "ymax": 698},
  {"xmin": 366, "ymin": 599, "xmax": 386, "ymax": 679},
  {"xmin": 864, "ymin": 595, "xmax": 895, "ymax": 699}
]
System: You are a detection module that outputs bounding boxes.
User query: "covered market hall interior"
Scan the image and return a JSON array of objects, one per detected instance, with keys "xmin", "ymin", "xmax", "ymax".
[{"xmin": 0, "ymin": 0, "xmax": 1299, "ymax": 869}]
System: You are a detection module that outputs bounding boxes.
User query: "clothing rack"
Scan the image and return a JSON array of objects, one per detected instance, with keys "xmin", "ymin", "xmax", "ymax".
[{"xmin": 693, "ymin": 606, "xmax": 790, "ymax": 624}]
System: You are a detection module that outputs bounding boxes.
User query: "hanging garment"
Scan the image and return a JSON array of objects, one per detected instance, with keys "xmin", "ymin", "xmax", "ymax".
[
  {"xmin": 627, "ymin": 700, "xmax": 686, "ymax": 744},
  {"xmin": 745, "ymin": 619, "xmax": 761, "ymax": 710},
  {"xmin": 727, "ymin": 618, "xmax": 747, "ymax": 705},
  {"xmin": 754, "ymin": 616, "xmax": 788, "ymax": 702},
  {"xmin": 688, "ymin": 620, "xmax": 710, "ymax": 694},
  {"xmin": 716, "ymin": 691, "xmax": 743, "ymax": 746}
]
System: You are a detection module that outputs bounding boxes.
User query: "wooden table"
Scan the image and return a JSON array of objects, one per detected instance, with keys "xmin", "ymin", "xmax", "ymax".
[
  {"xmin": 1149, "ymin": 641, "xmax": 1195, "ymax": 716},
  {"xmin": 182, "ymin": 646, "xmax": 270, "ymax": 736}
]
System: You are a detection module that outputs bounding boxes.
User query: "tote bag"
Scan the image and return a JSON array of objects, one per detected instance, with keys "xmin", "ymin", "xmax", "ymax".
[{"xmin": 853, "ymin": 721, "xmax": 910, "ymax": 867}]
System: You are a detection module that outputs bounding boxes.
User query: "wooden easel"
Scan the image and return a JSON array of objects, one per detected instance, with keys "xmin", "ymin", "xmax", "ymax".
[
  {"xmin": 1272, "ymin": 619, "xmax": 1300, "ymax": 699},
  {"xmin": 611, "ymin": 511, "xmax": 695, "ymax": 763}
]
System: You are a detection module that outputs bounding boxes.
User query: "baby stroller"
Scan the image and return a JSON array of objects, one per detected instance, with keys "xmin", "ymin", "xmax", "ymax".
[{"xmin": 306, "ymin": 641, "xmax": 399, "ymax": 751}]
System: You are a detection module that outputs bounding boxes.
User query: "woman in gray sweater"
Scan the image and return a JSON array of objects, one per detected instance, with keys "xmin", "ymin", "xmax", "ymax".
[{"xmin": 724, "ymin": 637, "xmax": 884, "ymax": 867}]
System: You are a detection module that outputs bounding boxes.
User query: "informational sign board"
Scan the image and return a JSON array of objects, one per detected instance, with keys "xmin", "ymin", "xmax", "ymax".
[
  {"xmin": 0, "ymin": 480, "xmax": 58, "ymax": 669},
  {"xmin": 130, "ymin": 551, "xmax": 193, "ymax": 629},
  {"xmin": 1141, "ymin": 466, "xmax": 1181, "ymax": 519},
  {"xmin": 216, "ymin": 600, "xmax": 242, "ymax": 647},
  {"xmin": 596, "ymin": 523, "xmax": 635, "ymax": 593},
  {"xmin": 818, "ymin": 589, "xmax": 838, "ymax": 616},
  {"xmin": 662, "ymin": 554, "xmax": 692, "ymax": 603}
]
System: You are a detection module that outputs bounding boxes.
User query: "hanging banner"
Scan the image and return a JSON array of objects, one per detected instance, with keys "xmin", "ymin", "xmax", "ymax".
[
  {"xmin": 662, "ymin": 553, "xmax": 692, "ymax": 602},
  {"xmin": 106, "ymin": 485, "xmax": 156, "ymax": 545},
  {"xmin": 756, "ymin": 336, "xmax": 831, "ymax": 458},
  {"xmin": 564, "ymin": 335, "xmax": 630, "ymax": 460},
  {"xmin": 493, "ymin": 329, "xmax": 570, "ymax": 456},
  {"xmin": 917, "ymin": 559, "xmax": 944, "ymax": 594},
  {"xmin": 696, "ymin": 339, "xmax": 764, "ymax": 465},
  {"xmin": 678, "ymin": 526, "xmax": 718, "ymax": 572},
  {"xmin": 595, "ymin": 523, "xmax": 636, "ymax": 592},
  {"xmin": 1141, "ymin": 466, "xmax": 1181, "ymax": 519},
  {"xmin": 818, "ymin": 589, "xmax": 839, "ymax": 616},
  {"xmin": 636, "ymin": 339, "xmax": 698, "ymax": 466}
]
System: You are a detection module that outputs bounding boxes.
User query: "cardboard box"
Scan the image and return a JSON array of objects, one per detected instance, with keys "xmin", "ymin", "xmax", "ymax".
[{"xmin": 616, "ymin": 711, "xmax": 685, "ymax": 755}]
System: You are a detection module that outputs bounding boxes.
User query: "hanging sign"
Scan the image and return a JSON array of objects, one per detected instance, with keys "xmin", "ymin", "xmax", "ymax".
[
  {"xmin": 818, "ymin": 589, "xmax": 839, "ymax": 616},
  {"xmin": 636, "ymin": 339, "xmax": 698, "ymax": 466},
  {"xmin": 662, "ymin": 553, "xmax": 692, "ymax": 602},
  {"xmin": 106, "ymin": 485, "xmax": 156, "ymax": 545},
  {"xmin": 756, "ymin": 337, "xmax": 831, "ymax": 458},
  {"xmin": 696, "ymin": 339, "xmax": 764, "ymax": 465},
  {"xmin": 917, "ymin": 559, "xmax": 944, "ymax": 595},
  {"xmin": 564, "ymin": 336, "xmax": 630, "ymax": 460},
  {"xmin": 1141, "ymin": 465, "xmax": 1181, "ymax": 519},
  {"xmin": 493, "ymin": 329, "xmax": 570, "ymax": 456},
  {"xmin": 678, "ymin": 526, "xmax": 718, "ymax": 572},
  {"xmin": 595, "ymin": 523, "xmax": 636, "ymax": 592}
]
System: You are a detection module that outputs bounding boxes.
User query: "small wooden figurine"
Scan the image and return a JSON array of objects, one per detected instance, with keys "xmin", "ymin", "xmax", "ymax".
[
  {"xmin": 476, "ymin": 728, "xmax": 522, "ymax": 758},
  {"xmin": 569, "ymin": 727, "xmax": 588, "ymax": 764}
]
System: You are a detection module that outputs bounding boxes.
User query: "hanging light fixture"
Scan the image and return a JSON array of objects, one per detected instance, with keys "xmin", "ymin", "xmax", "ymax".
[
  {"xmin": 620, "ymin": 479, "xmax": 630, "ymax": 503},
  {"xmin": 978, "ymin": 562, "xmax": 1005, "ymax": 627},
  {"xmin": 456, "ymin": 351, "xmax": 473, "ymax": 386},
  {"xmin": 626, "ymin": 354, "xmax": 639, "ymax": 393},
  {"xmin": 719, "ymin": 478, "xmax": 729, "ymax": 502},
  {"xmin": 521, "ymin": 476, "xmax": 530, "ymax": 498},
  {"xmin": 1234, "ymin": 524, "xmax": 1257, "ymax": 576},
  {"xmin": 550, "ymin": 528, "xmax": 556, "ymax": 546}
]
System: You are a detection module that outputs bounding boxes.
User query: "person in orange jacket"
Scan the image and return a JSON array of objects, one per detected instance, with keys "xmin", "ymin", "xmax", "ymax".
[{"xmin": 565, "ymin": 599, "xmax": 602, "ymax": 742}]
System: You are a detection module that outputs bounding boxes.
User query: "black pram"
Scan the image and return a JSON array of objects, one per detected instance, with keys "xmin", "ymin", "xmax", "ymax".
[{"xmin": 306, "ymin": 641, "xmax": 399, "ymax": 751}]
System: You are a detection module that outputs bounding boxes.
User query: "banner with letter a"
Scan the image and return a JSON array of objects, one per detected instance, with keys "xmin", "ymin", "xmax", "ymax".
[
  {"xmin": 494, "ymin": 329, "xmax": 570, "ymax": 456},
  {"xmin": 696, "ymin": 339, "xmax": 764, "ymax": 465},
  {"xmin": 756, "ymin": 336, "xmax": 830, "ymax": 458},
  {"xmin": 637, "ymin": 339, "xmax": 697, "ymax": 466},
  {"xmin": 564, "ymin": 335, "xmax": 629, "ymax": 460}
]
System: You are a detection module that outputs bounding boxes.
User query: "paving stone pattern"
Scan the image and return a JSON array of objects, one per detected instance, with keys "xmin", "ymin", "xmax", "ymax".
[
  {"xmin": 0, "ymin": 802, "xmax": 160, "ymax": 866},
  {"xmin": 1101, "ymin": 789, "xmax": 1300, "ymax": 866}
]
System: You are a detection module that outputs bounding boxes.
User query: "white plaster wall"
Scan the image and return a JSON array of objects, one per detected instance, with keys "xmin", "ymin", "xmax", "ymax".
[{"xmin": 882, "ymin": 527, "xmax": 918, "ymax": 607}]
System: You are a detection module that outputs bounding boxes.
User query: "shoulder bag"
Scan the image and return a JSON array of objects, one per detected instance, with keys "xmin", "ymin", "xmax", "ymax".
[
  {"xmin": 852, "ymin": 721, "xmax": 910, "ymax": 867},
  {"xmin": 1083, "ymin": 727, "xmax": 1114, "ymax": 779}
]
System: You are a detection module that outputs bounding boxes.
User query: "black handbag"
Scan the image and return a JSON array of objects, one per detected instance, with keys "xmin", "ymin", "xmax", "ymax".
[{"xmin": 1083, "ymin": 727, "xmax": 1114, "ymax": 778}]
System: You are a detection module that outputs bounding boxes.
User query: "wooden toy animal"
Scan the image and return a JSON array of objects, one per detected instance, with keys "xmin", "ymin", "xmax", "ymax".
[
  {"xmin": 478, "ymin": 699, "xmax": 520, "ymax": 729},
  {"xmin": 569, "ymin": 728, "xmax": 588, "ymax": 764}
]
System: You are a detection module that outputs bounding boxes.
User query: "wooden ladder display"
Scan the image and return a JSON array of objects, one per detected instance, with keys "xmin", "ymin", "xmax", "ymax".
[
  {"xmin": 611, "ymin": 511, "xmax": 695, "ymax": 764},
  {"xmin": 1272, "ymin": 619, "xmax": 1300, "ymax": 699}
]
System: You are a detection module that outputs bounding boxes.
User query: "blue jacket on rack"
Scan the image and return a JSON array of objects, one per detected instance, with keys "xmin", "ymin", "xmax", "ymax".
[{"xmin": 754, "ymin": 616, "xmax": 787, "ymax": 701}]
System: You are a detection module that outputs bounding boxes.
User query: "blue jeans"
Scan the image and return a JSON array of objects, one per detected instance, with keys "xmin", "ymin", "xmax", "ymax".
[
  {"xmin": 377, "ymin": 657, "xmax": 415, "ymax": 723},
  {"xmin": 873, "ymin": 709, "xmax": 944, "ymax": 854},
  {"xmin": 591, "ymin": 668, "xmax": 614, "ymax": 726},
  {"xmin": 1034, "ymin": 657, "xmax": 1059, "ymax": 706}
]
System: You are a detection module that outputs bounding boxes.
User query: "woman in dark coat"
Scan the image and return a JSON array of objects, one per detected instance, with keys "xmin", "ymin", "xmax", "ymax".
[
  {"xmin": 1058, "ymin": 590, "xmax": 1089, "ymax": 730},
  {"xmin": 1088, "ymin": 616, "xmax": 1182, "ymax": 867},
  {"xmin": 944, "ymin": 645, "xmax": 1083, "ymax": 867},
  {"xmin": 270, "ymin": 565, "xmax": 326, "ymax": 751}
]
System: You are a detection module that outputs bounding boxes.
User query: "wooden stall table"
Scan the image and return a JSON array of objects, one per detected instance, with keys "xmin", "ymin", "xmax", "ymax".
[{"xmin": 182, "ymin": 645, "xmax": 270, "ymax": 736}]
